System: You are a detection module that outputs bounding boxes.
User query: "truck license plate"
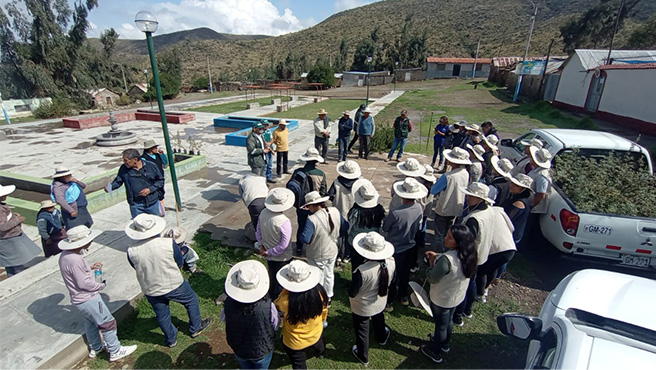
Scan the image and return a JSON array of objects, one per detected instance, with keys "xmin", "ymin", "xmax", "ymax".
[
  {"xmin": 583, "ymin": 224, "xmax": 612, "ymax": 235},
  {"xmin": 620, "ymin": 254, "xmax": 650, "ymax": 268}
]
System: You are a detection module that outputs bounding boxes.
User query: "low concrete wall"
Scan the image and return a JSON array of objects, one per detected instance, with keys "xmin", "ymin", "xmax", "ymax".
[{"xmin": 63, "ymin": 111, "xmax": 195, "ymax": 129}]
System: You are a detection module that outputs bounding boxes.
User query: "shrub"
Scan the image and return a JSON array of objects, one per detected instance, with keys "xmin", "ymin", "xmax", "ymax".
[
  {"xmin": 158, "ymin": 72, "xmax": 181, "ymax": 99},
  {"xmin": 307, "ymin": 63, "xmax": 335, "ymax": 88},
  {"xmin": 33, "ymin": 97, "xmax": 73, "ymax": 119},
  {"xmin": 192, "ymin": 76, "xmax": 209, "ymax": 91},
  {"xmin": 116, "ymin": 94, "xmax": 131, "ymax": 106},
  {"xmin": 370, "ymin": 124, "xmax": 395, "ymax": 153}
]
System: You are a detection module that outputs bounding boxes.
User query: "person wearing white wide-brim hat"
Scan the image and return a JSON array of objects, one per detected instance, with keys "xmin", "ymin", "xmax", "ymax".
[
  {"xmin": 36, "ymin": 199, "xmax": 66, "ymax": 257},
  {"xmin": 257, "ymin": 188, "xmax": 294, "ymax": 299},
  {"xmin": 0, "ymin": 184, "xmax": 42, "ymax": 277},
  {"xmin": 510, "ymin": 137, "xmax": 545, "ymax": 176},
  {"xmin": 299, "ymin": 190, "xmax": 348, "ymax": 302},
  {"xmin": 480, "ymin": 134, "xmax": 500, "ymax": 183},
  {"xmin": 294, "ymin": 149, "xmax": 328, "ymax": 257},
  {"xmin": 163, "ymin": 226, "xmax": 202, "ymax": 274},
  {"xmin": 527, "ymin": 147, "xmax": 553, "ymax": 215},
  {"xmin": 465, "ymin": 144, "xmax": 485, "ymax": 184},
  {"xmin": 503, "ymin": 173, "xmax": 534, "ymax": 243},
  {"xmin": 222, "ymin": 260, "xmax": 279, "ymax": 369},
  {"xmin": 382, "ymin": 178, "xmax": 425, "ymax": 310},
  {"xmin": 274, "ymin": 260, "xmax": 329, "ymax": 369},
  {"xmin": 329, "ymin": 160, "xmax": 361, "ymax": 264},
  {"xmin": 337, "ymin": 111, "xmax": 354, "ymax": 161},
  {"xmin": 347, "ymin": 179, "xmax": 386, "ymax": 272},
  {"xmin": 125, "ymin": 214, "xmax": 211, "ymax": 347},
  {"xmin": 58, "ymin": 225, "xmax": 138, "ymax": 362},
  {"xmin": 349, "ymin": 232, "xmax": 396, "ymax": 365},
  {"xmin": 488, "ymin": 156, "xmax": 515, "ymax": 205},
  {"xmin": 51, "ymin": 166, "xmax": 94, "ymax": 230},
  {"xmin": 313, "ymin": 108, "xmax": 331, "ymax": 163},
  {"xmin": 389, "ymin": 158, "xmax": 426, "ymax": 210}
]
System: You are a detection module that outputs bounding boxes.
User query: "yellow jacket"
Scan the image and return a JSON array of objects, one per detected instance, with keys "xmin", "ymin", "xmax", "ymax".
[
  {"xmin": 272, "ymin": 127, "xmax": 289, "ymax": 152},
  {"xmin": 274, "ymin": 289, "xmax": 328, "ymax": 350}
]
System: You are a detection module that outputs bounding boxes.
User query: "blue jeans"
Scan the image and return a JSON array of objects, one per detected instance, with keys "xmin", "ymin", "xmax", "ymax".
[
  {"xmin": 337, "ymin": 135, "xmax": 350, "ymax": 161},
  {"xmin": 129, "ymin": 201, "xmax": 161, "ymax": 219},
  {"xmin": 146, "ymin": 280, "xmax": 202, "ymax": 346},
  {"xmin": 432, "ymin": 140, "xmax": 445, "ymax": 166},
  {"xmin": 265, "ymin": 152, "xmax": 274, "ymax": 181},
  {"xmin": 388, "ymin": 137, "xmax": 408, "ymax": 159},
  {"xmin": 76, "ymin": 295, "xmax": 121, "ymax": 354},
  {"xmin": 429, "ymin": 302, "xmax": 456, "ymax": 352},
  {"xmin": 235, "ymin": 351, "xmax": 273, "ymax": 370}
]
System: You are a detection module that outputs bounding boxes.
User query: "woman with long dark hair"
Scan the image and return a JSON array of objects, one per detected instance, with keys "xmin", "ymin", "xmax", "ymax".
[
  {"xmin": 347, "ymin": 179, "xmax": 385, "ymax": 272},
  {"xmin": 421, "ymin": 224, "xmax": 478, "ymax": 364},
  {"xmin": 275, "ymin": 260, "xmax": 329, "ymax": 370},
  {"xmin": 348, "ymin": 232, "xmax": 397, "ymax": 366}
]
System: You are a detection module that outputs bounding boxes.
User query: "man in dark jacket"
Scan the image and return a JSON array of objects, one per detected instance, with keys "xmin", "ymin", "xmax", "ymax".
[
  {"xmin": 337, "ymin": 111, "xmax": 353, "ymax": 161},
  {"xmin": 347, "ymin": 104, "xmax": 366, "ymax": 153},
  {"xmin": 246, "ymin": 122, "xmax": 269, "ymax": 176},
  {"xmin": 107, "ymin": 149, "xmax": 165, "ymax": 218},
  {"xmin": 386, "ymin": 110, "xmax": 412, "ymax": 162}
]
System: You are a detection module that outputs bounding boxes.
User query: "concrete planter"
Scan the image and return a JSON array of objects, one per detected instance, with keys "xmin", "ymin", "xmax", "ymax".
[{"xmin": 225, "ymin": 121, "xmax": 299, "ymax": 147}]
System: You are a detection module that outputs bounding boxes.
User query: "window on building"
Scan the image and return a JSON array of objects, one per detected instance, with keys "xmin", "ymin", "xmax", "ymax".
[
  {"xmin": 476, "ymin": 64, "xmax": 483, "ymax": 71},
  {"xmin": 436, "ymin": 64, "xmax": 446, "ymax": 71}
]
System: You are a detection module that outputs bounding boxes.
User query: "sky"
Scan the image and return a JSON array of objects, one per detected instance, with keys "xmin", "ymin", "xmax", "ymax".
[{"xmin": 0, "ymin": 0, "xmax": 380, "ymax": 39}]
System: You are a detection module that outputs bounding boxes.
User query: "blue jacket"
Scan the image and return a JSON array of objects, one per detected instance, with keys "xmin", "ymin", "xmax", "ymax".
[
  {"xmin": 110, "ymin": 160, "xmax": 165, "ymax": 206},
  {"xmin": 338, "ymin": 117, "xmax": 353, "ymax": 138},
  {"xmin": 358, "ymin": 115, "xmax": 375, "ymax": 136}
]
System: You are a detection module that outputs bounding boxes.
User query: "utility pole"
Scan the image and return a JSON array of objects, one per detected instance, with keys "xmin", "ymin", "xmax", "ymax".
[
  {"xmin": 538, "ymin": 39, "xmax": 554, "ymax": 99},
  {"xmin": 115, "ymin": 64, "xmax": 128, "ymax": 93},
  {"xmin": 206, "ymin": 56, "xmax": 214, "ymax": 93},
  {"xmin": 513, "ymin": 1, "xmax": 538, "ymax": 102},
  {"xmin": 606, "ymin": 0, "xmax": 625, "ymax": 65},
  {"xmin": 472, "ymin": 38, "xmax": 481, "ymax": 79}
]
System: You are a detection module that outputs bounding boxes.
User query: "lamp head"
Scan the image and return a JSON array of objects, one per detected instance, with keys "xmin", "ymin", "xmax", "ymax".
[
  {"xmin": 367, "ymin": 56, "xmax": 373, "ymax": 63},
  {"xmin": 135, "ymin": 11, "xmax": 158, "ymax": 33}
]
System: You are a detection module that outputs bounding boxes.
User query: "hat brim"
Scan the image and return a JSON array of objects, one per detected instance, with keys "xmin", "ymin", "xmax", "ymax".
[
  {"xmin": 393, "ymin": 181, "xmax": 428, "ymax": 200},
  {"xmin": 276, "ymin": 263, "xmax": 321, "ymax": 293},
  {"xmin": 396, "ymin": 162, "xmax": 426, "ymax": 177},
  {"xmin": 491, "ymin": 156, "xmax": 511, "ymax": 178},
  {"xmin": 59, "ymin": 229, "xmax": 102, "ymax": 250},
  {"xmin": 420, "ymin": 174, "xmax": 437, "ymax": 182},
  {"xmin": 336, "ymin": 162, "xmax": 361, "ymax": 179},
  {"xmin": 52, "ymin": 171, "xmax": 73, "ymax": 178},
  {"xmin": 460, "ymin": 186, "xmax": 495, "ymax": 204},
  {"xmin": 466, "ymin": 144, "xmax": 485, "ymax": 162},
  {"xmin": 509, "ymin": 177, "xmax": 534, "ymax": 192},
  {"xmin": 299, "ymin": 154, "xmax": 325, "ymax": 163},
  {"xmin": 409, "ymin": 281, "xmax": 433, "ymax": 317},
  {"xmin": 40, "ymin": 202, "xmax": 57, "ymax": 209},
  {"xmin": 125, "ymin": 217, "xmax": 167, "ymax": 240},
  {"xmin": 163, "ymin": 227, "xmax": 187, "ymax": 244},
  {"xmin": 443, "ymin": 150, "xmax": 472, "ymax": 165},
  {"xmin": 301, "ymin": 196, "xmax": 330, "ymax": 209},
  {"xmin": 352, "ymin": 233, "xmax": 394, "ymax": 260},
  {"xmin": 265, "ymin": 190, "xmax": 295, "ymax": 212},
  {"xmin": 352, "ymin": 179, "xmax": 381, "ymax": 208},
  {"xmin": 225, "ymin": 260, "xmax": 270, "ymax": 303},
  {"xmin": 0, "ymin": 185, "xmax": 16, "ymax": 197},
  {"xmin": 529, "ymin": 146, "xmax": 552, "ymax": 169}
]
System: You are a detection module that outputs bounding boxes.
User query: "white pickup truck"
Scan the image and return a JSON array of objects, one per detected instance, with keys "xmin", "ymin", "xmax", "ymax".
[{"xmin": 499, "ymin": 129, "xmax": 656, "ymax": 270}]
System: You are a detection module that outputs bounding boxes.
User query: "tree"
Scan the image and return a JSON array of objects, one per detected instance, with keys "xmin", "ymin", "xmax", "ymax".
[
  {"xmin": 192, "ymin": 76, "xmax": 209, "ymax": 91},
  {"xmin": 158, "ymin": 72, "xmax": 180, "ymax": 99},
  {"xmin": 156, "ymin": 48, "xmax": 181, "ymax": 97},
  {"xmin": 307, "ymin": 63, "xmax": 335, "ymax": 88},
  {"xmin": 100, "ymin": 28, "xmax": 119, "ymax": 57},
  {"xmin": 351, "ymin": 39, "xmax": 375, "ymax": 71},
  {"xmin": 625, "ymin": 13, "xmax": 656, "ymax": 48}
]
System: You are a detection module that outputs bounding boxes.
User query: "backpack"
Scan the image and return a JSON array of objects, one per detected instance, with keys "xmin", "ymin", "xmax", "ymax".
[{"xmin": 286, "ymin": 169, "xmax": 314, "ymax": 208}]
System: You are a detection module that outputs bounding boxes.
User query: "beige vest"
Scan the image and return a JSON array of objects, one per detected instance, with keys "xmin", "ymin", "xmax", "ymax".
[
  {"xmin": 240, "ymin": 176, "xmax": 268, "ymax": 207},
  {"xmin": 469, "ymin": 161, "xmax": 482, "ymax": 184},
  {"xmin": 127, "ymin": 237, "xmax": 184, "ymax": 296},
  {"xmin": 332, "ymin": 181, "xmax": 355, "ymax": 218},
  {"xmin": 429, "ymin": 250, "xmax": 470, "ymax": 308},
  {"xmin": 259, "ymin": 208, "xmax": 293, "ymax": 262},
  {"xmin": 350, "ymin": 257, "xmax": 396, "ymax": 316},
  {"xmin": 489, "ymin": 207, "xmax": 517, "ymax": 255},
  {"xmin": 306, "ymin": 207, "xmax": 340, "ymax": 261},
  {"xmin": 434, "ymin": 167, "xmax": 469, "ymax": 217},
  {"xmin": 462, "ymin": 205, "xmax": 496, "ymax": 265},
  {"xmin": 529, "ymin": 167, "xmax": 552, "ymax": 214}
]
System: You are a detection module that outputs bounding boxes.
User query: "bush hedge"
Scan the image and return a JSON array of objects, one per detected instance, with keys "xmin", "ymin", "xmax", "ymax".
[{"xmin": 33, "ymin": 97, "xmax": 73, "ymax": 119}]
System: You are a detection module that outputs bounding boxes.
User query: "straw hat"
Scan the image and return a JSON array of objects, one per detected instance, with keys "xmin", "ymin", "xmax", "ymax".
[
  {"xmin": 276, "ymin": 260, "xmax": 321, "ymax": 293},
  {"xmin": 353, "ymin": 232, "xmax": 394, "ymax": 260},
  {"xmin": 448, "ymin": 124, "xmax": 461, "ymax": 134},
  {"xmin": 393, "ymin": 178, "xmax": 428, "ymax": 200},
  {"xmin": 343, "ymin": 111, "xmax": 351, "ymax": 116},
  {"xmin": 52, "ymin": 167, "xmax": 72, "ymax": 178},
  {"xmin": 420, "ymin": 164, "xmax": 436, "ymax": 182},
  {"xmin": 299, "ymin": 147, "xmax": 325, "ymax": 163},
  {"xmin": 125, "ymin": 214, "xmax": 167, "ymax": 240},
  {"xmin": 336, "ymin": 160, "xmax": 361, "ymax": 180},
  {"xmin": 225, "ymin": 260, "xmax": 270, "ymax": 303},
  {"xmin": 443, "ymin": 147, "xmax": 472, "ymax": 165},
  {"xmin": 277, "ymin": 119, "xmax": 288, "ymax": 126},
  {"xmin": 39, "ymin": 200, "xmax": 57, "ymax": 209},
  {"xmin": 317, "ymin": 108, "xmax": 327, "ymax": 115},
  {"xmin": 143, "ymin": 139, "xmax": 158, "ymax": 149},
  {"xmin": 466, "ymin": 144, "xmax": 486, "ymax": 162},
  {"xmin": 465, "ymin": 123, "xmax": 481, "ymax": 134},
  {"xmin": 460, "ymin": 182, "xmax": 495, "ymax": 204},
  {"xmin": 409, "ymin": 281, "xmax": 432, "ymax": 318},
  {"xmin": 529, "ymin": 146, "xmax": 553, "ymax": 169},
  {"xmin": 491, "ymin": 156, "xmax": 514, "ymax": 177},
  {"xmin": 264, "ymin": 188, "xmax": 295, "ymax": 212},
  {"xmin": 520, "ymin": 137, "xmax": 544, "ymax": 149},
  {"xmin": 454, "ymin": 121, "xmax": 466, "ymax": 128},
  {"xmin": 0, "ymin": 184, "xmax": 16, "ymax": 197},
  {"xmin": 301, "ymin": 191, "xmax": 330, "ymax": 208},
  {"xmin": 397, "ymin": 158, "xmax": 426, "ymax": 177},
  {"xmin": 363, "ymin": 107, "xmax": 372, "ymax": 113},
  {"xmin": 509, "ymin": 173, "xmax": 534, "ymax": 191},
  {"xmin": 163, "ymin": 226, "xmax": 187, "ymax": 244},
  {"xmin": 59, "ymin": 225, "xmax": 102, "ymax": 250},
  {"xmin": 352, "ymin": 179, "xmax": 381, "ymax": 208}
]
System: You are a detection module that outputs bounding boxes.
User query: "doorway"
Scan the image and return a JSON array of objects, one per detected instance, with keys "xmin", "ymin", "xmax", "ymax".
[{"xmin": 452, "ymin": 64, "xmax": 461, "ymax": 77}]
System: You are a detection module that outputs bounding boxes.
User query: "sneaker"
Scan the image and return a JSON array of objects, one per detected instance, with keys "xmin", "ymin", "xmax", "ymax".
[
  {"xmin": 323, "ymin": 320, "xmax": 328, "ymax": 328},
  {"xmin": 352, "ymin": 345, "xmax": 369, "ymax": 366},
  {"xmin": 343, "ymin": 257, "xmax": 351, "ymax": 264},
  {"xmin": 191, "ymin": 317, "xmax": 212, "ymax": 338},
  {"xmin": 385, "ymin": 304, "xmax": 394, "ymax": 313},
  {"xmin": 109, "ymin": 345, "xmax": 137, "ymax": 362},
  {"xmin": 380, "ymin": 326, "xmax": 391, "ymax": 346},
  {"xmin": 168, "ymin": 340, "xmax": 178, "ymax": 348},
  {"xmin": 400, "ymin": 297, "xmax": 409, "ymax": 306},
  {"xmin": 420, "ymin": 345, "xmax": 443, "ymax": 363},
  {"xmin": 327, "ymin": 298, "xmax": 332, "ymax": 308},
  {"xmin": 441, "ymin": 345, "xmax": 451, "ymax": 353},
  {"xmin": 385, "ymin": 157, "xmax": 392, "ymax": 162},
  {"xmin": 267, "ymin": 179, "xmax": 277, "ymax": 184},
  {"xmin": 337, "ymin": 257, "xmax": 342, "ymax": 264},
  {"xmin": 88, "ymin": 342, "xmax": 107, "ymax": 358},
  {"xmin": 410, "ymin": 265, "xmax": 420, "ymax": 274},
  {"xmin": 453, "ymin": 317, "xmax": 464, "ymax": 327},
  {"xmin": 284, "ymin": 171, "xmax": 292, "ymax": 175},
  {"xmin": 464, "ymin": 312, "xmax": 473, "ymax": 319}
]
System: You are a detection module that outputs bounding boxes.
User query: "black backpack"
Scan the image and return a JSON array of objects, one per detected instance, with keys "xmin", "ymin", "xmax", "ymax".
[{"xmin": 286, "ymin": 169, "xmax": 314, "ymax": 208}]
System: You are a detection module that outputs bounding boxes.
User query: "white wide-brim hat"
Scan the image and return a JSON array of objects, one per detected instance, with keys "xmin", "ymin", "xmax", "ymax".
[
  {"xmin": 301, "ymin": 191, "xmax": 330, "ymax": 208},
  {"xmin": 397, "ymin": 158, "xmax": 426, "ymax": 177},
  {"xmin": 336, "ymin": 160, "xmax": 361, "ymax": 179},
  {"xmin": 59, "ymin": 225, "xmax": 102, "ymax": 250},
  {"xmin": 125, "ymin": 214, "xmax": 167, "ymax": 240},
  {"xmin": 509, "ymin": 173, "xmax": 534, "ymax": 192},
  {"xmin": 529, "ymin": 146, "xmax": 552, "ymax": 169},
  {"xmin": 409, "ymin": 281, "xmax": 433, "ymax": 317},
  {"xmin": 460, "ymin": 182, "xmax": 495, "ymax": 204},
  {"xmin": 466, "ymin": 143, "xmax": 485, "ymax": 162},
  {"xmin": 520, "ymin": 137, "xmax": 543, "ymax": 149},
  {"xmin": 277, "ymin": 260, "xmax": 321, "ymax": 293},
  {"xmin": 52, "ymin": 166, "xmax": 73, "ymax": 178},
  {"xmin": 363, "ymin": 107, "xmax": 372, "ymax": 113},
  {"xmin": 265, "ymin": 188, "xmax": 295, "ymax": 212},
  {"xmin": 353, "ymin": 232, "xmax": 394, "ymax": 260},
  {"xmin": 448, "ymin": 124, "xmax": 461, "ymax": 134},
  {"xmin": 299, "ymin": 147, "xmax": 325, "ymax": 163},
  {"xmin": 420, "ymin": 164, "xmax": 436, "ymax": 182},
  {"xmin": 393, "ymin": 178, "xmax": 428, "ymax": 200},
  {"xmin": 352, "ymin": 179, "xmax": 381, "ymax": 208},
  {"xmin": 277, "ymin": 119, "xmax": 288, "ymax": 126},
  {"xmin": 163, "ymin": 226, "xmax": 188, "ymax": 244},
  {"xmin": 465, "ymin": 123, "xmax": 481, "ymax": 134},
  {"xmin": 443, "ymin": 148, "xmax": 472, "ymax": 165},
  {"xmin": 225, "ymin": 260, "xmax": 270, "ymax": 303},
  {"xmin": 0, "ymin": 184, "xmax": 16, "ymax": 197},
  {"xmin": 143, "ymin": 139, "xmax": 158, "ymax": 149},
  {"xmin": 483, "ymin": 135, "xmax": 499, "ymax": 151},
  {"xmin": 491, "ymin": 156, "xmax": 513, "ymax": 178}
]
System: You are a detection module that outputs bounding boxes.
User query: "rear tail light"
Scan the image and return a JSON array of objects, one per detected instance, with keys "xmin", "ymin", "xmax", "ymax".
[
  {"xmin": 560, "ymin": 209, "xmax": 579, "ymax": 236},
  {"xmin": 563, "ymin": 242, "xmax": 574, "ymax": 250}
]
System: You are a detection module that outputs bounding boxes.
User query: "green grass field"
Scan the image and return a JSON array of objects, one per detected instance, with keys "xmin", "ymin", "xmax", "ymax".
[
  {"xmin": 265, "ymin": 99, "xmax": 363, "ymax": 121},
  {"xmin": 0, "ymin": 115, "xmax": 37, "ymax": 124},
  {"xmin": 185, "ymin": 96, "xmax": 290, "ymax": 114}
]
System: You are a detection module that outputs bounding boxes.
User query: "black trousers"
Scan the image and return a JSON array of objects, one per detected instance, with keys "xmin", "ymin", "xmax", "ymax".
[
  {"xmin": 283, "ymin": 336, "xmax": 325, "ymax": 370},
  {"xmin": 348, "ymin": 240, "xmax": 365, "ymax": 273},
  {"xmin": 352, "ymin": 312, "xmax": 387, "ymax": 363},
  {"xmin": 267, "ymin": 259, "xmax": 290, "ymax": 301},
  {"xmin": 348, "ymin": 132, "xmax": 359, "ymax": 151},
  {"xmin": 276, "ymin": 151, "xmax": 289, "ymax": 175},
  {"xmin": 429, "ymin": 303, "xmax": 456, "ymax": 351},
  {"xmin": 388, "ymin": 248, "xmax": 413, "ymax": 304},
  {"xmin": 454, "ymin": 272, "xmax": 477, "ymax": 321},
  {"xmin": 475, "ymin": 250, "xmax": 515, "ymax": 296},
  {"xmin": 358, "ymin": 135, "xmax": 371, "ymax": 159},
  {"xmin": 248, "ymin": 198, "xmax": 266, "ymax": 228},
  {"xmin": 314, "ymin": 136, "xmax": 328, "ymax": 160}
]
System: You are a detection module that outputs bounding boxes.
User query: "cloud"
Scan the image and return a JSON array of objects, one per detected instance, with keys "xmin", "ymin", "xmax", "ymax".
[{"xmin": 334, "ymin": 0, "xmax": 379, "ymax": 12}]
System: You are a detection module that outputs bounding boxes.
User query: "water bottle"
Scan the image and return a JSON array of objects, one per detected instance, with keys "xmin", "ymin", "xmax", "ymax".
[{"xmin": 94, "ymin": 268, "xmax": 103, "ymax": 283}]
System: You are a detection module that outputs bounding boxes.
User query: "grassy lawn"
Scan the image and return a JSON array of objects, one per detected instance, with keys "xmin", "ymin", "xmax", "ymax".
[
  {"xmin": 185, "ymin": 96, "xmax": 290, "ymax": 114},
  {"xmin": 0, "ymin": 115, "xmax": 38, "ymax": 124},
  {"xmin": 265, "ymin": 99, "xmax": 363, "ymax": 121},
  {"xmin": 83, "ymin": 232, "xmax": 529, "ymax": 369}
]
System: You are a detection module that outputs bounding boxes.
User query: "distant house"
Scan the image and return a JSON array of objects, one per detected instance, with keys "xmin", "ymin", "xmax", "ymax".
[
  {"xmin": 395, "ymin": 68, "xmax": 426, "ymax": 82},
  {"xmin": 89, "ymin": 88, "xmax": 120, "ymax": 108},
  {"xmin": 553, "ymin": 49, "xmax": 656, "ymax": 134},
  {"xmin": 0, "ymin": 98, "xmax": 51, "ymax": 118},
  {"xmin": 128, "ymin": 83, "xmax": 148, "ymax": 100},
  {"xmin": 341, "ymin": 71, "xmax": 391, "ymax": 87},
  {"xmin": 500, "ymin": 58, "xmax": 567, "ymax": 100},
  {"xmin": 426, "ymin": 57, "xmax": 492, "ymax": 79}
]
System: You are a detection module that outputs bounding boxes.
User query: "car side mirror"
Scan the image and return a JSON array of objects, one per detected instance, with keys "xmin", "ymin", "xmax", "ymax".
[
  {"xmin": 497, "ymin": 313, "xmax": 543, "ymax": 340},
  {"xmin": 500, "ymin": 138, "xmax": 513, "ymax": 147}
]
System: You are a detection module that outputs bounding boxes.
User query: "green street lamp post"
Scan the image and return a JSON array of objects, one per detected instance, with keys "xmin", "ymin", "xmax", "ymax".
[
  {"xmin": 135, "ymin": 11, "xmax": 182, "ymax": 209},
  {"xmin": 365, "ymin": 56, "xmax": 373, "ymax": 105},
  {"xmin": 394, "ymin": 61, "xmax": 399, "ymax": 92}
]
